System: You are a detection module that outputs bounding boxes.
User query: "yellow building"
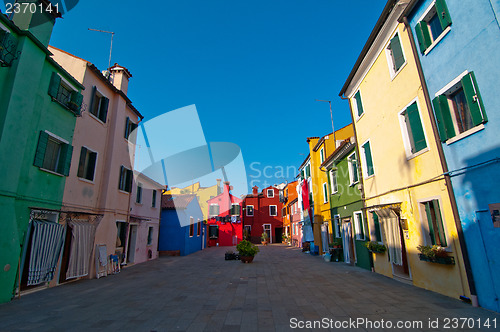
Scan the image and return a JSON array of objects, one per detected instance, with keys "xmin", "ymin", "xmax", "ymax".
[
  {"xmin": 339, "ymin": 0, "xmax": 471, "ymax": 300},
  {"xmin": 164, "ymin": 180, "xmax": 221, "ymax": 220},
  {"xmin": 303, "ymin": 124, "xmax": 354, "ymax": 254}
]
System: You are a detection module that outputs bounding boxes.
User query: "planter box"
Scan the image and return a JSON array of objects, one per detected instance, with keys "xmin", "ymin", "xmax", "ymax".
[
  {"xmin": 418, "ymin": 254, "xmax": 455, "ymax": 265},
  {"xmin": 368, "ymin": 249, "xmax": 386, "ymax": 254}
]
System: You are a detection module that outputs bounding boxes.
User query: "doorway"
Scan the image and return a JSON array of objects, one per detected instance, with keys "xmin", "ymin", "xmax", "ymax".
[
  {"xmin": 275, "ymin": 227, "xmax": 283, "ymax": 243},
  {"xmin": 263, "ymin": 224, "xmax": 272, "ymax": 243},
  {"xmin": 126, "ymin": 225, "xmax": 138, "ymax": 264},
  {"xmin": 341, "ymin": 218, "xmax": 355, "ymax": 265}
]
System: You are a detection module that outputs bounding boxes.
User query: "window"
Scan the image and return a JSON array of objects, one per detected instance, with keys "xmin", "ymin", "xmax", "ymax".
[
  {"xmin": 189, "ymin": 217, "xmax": 194, "ymax": 237},
  {"xmin": 353, "ymin": 212, "xmax": 365, "ymax": 241},
  {"xmin": 246, "ymin": 205, "xmax": 254, "ymax": 216},
  {"xmin": 33, "ymin": 131, "xmax": 73, "ymax": 176},
  {"xmin": 267, "ymin": 189, "xmax": 274, "ymax": 198},
  {"xmin": 305, "ymin": 164, "xmax": 311, "ymax": 178},
  {"xmin": 89, "ymin": 87, "xmax": 109, "ymax": 123},
  {"xmin": 124, "ymin": 117, "xmax": 138, "ymax": 140},
  {"xmin": 136, "ymin": 183, "xmax": 143, "ymax": 203},
  {"xmin": 371, "ymin": 212, "xmax": 383, "ymax": 242},
  {"xmin": 330, "ymin": 169, "xmax": 338, "ymax": 194},
  {"xmin": 386, "ymin": 32, "xmax": 406, "ymax": 77},
  {"xmin": 76, "ymin": 147, "xmax": 97, "ymax": 181},
  {"xmin": 333, "ymin": 215, "xmax": 341, "ymax": 238},
  {"xmin": 209, "ymin": 204, "xmax": 220, "ymax": 217},
  {"xmin": 197, "ymin": 220, "xmax": 201, "ymax": 237},
  {"xmin": 353, "ymin": 90, "xmax": 364, "ymax": 118},
  {"xmin": 118, "ymin": 166, "xmax": 133, "ymax": 192},
  {"xmin": 361, "ymin": 141, "xmax": 374, "ymax": 177},
  {"xmin": 230, "ymin": 203, "xmax": 240, "ymax": 216},
  {"xmin": 269, "ymin": 205, "xmax": 277, "ymax": 216},
  {"xmin": 433, "ymin": 72, "xmax": 487, "ymax": 142},
  {"xmin": 422, "ymin": 200, "xmax": 447, "ymax": 247},
  {"xmin": 243, "ymin": 225, "xmax": 251, "ymax": 237},
  {"xmin": 415, "ymin": 0, "xmax": 452, "ymax": 54},
  {"xmin": 347, "ymin": 152, "xmax": 359, "ymax": 185},
  {"xmin": 152, "ymin": 190, "xmax": 157, "ymax": 208},
  {"xmin": 320, "ymin": 148, "xmax": 325, "ymax": 163},
  {"xmin": 147, "ymin": 226, "xmax": 154, "ymax": 245},
  {"xmin": 322, "ymin": 183, "xmax": 328, "ymax": 204},
  {"xmin": 0, "ymin": 28, "xmax": 18, "ymax": 66},
  {"xmin": 282, "ymin": 207, "xmax": 286, "ymax": 217},
  {"xmin": 399, "ymin": 101, "xmax": 428, "ymax": 156},
  {"xmin": 209, "ymin": 225, "xmax": 219, "ymax": 239},
  {"xmin": 48, "ymin": 72, "xmax": 83, "ymax": 115}
]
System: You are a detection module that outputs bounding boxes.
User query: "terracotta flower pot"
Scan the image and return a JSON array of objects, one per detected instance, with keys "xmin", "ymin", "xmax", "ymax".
[{"xmin": 240, "ymin": 256, "xmax": 254, "ymax": 263}]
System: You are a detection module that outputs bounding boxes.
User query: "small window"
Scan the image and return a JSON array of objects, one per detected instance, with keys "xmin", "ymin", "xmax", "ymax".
[
  {"xmin": 230, "ymin": 203, "xmax": 240, "ymax": 216},
  {"xmin": 152, "ymin": 190, "xmax": 157, "ymax": 208},
  {"xmin": 243, "ymin": 225, "xmax": 251, "ymax": 238},
  {"xmin": 371, "ymin": 212, "xmax": 383, "ymax": 242},
  {"xmin": 353, "ymin": 212, "xmax": 365, "ymax": 241},
  {"xmin": 147, "ymin": 226, "xmax": 154, "ymax": 245},
  {"xmin": 267, "ymin": 189, "xmax": 274, "ymax": 198},
  {"xmin": 282, "ymin": 207, "xmax": 286, "ymax": 217},
  {"xmin": 333, "ymin": 215, "xmax": 341, "ymax": 238},
  {"xmin": 33, "ymin": 131, "xmax": 73, "ymax": 176},
  {"xmin": 269, "ymin": 205, "xmax": 277, "ymax": 216},
  {"xmin": 353, "ymin": 90, "xmax": 364, "ymax": 118},
  {"xmin": 197, "ymin": 219, "xmax": 201, "ymax": 237},
  {"xmin": 330, "ymin": 169, "xmax": 338, "ymax": 194},
  {"xmin": 432, "ymin": 72, "xmax": 487, "ymax": 142},
  {"xmin": 347, "ymin": 152, "xmax": 359, "ymax": 185},
  {"xmin": 77, "ymin": 147, "xmax": 97, "ymax": 181},
  {"xmin": 246, "ymin": 205, "xmax": 254, "ymax": 217},
  {"xmin": 422, "ymin": 200, "xmax": 447, "ymax": 247},
  {"xmin": 322, "ymin": 183, "xmax": 328, "ymax": 204},
  {"xmin": 189, "ymin": 217, "xmax": 194, "ymax": 237},
  {"xmin": 399, "ymin": 101, "xmax": 428, "ymax": 156},
  {"xmin": 320, "ymin": 147, "xmax": 325, "ymax": 163},
  {"xmin": 361, "ymin": 141, "xmax": 374, "ymax": 177},
  {"xmin": 124, "ymin": 117, "xmax": 138, "ymax": 140},
  {"xmin": 209, "ymin": 204, "xmax": 220, "ymax": 217},
  {"xmin": 48, "ymin": 72, "xmax": 83, "ymax": 115},
  {"xmin": 209, "ymin": 225, "xmax": 219, "ymax": 239},
  {"xmin": 386, "ymin": 32, "xmax": 406, "ymax": 77},
  {"xmin": 89, "ymin": 86, "xmax": 109, "ymax": 123},
  {"xmin": 118, "ymin": 165, "xmax": 133, "ymax": 192},
  {"xmin": 136, "ymin": 183, "xmax": 143, "ymax": 203},
  {"xmin": 415, "ymin": 0, "xmax": 452, "ymax": 54},
  {"xmin": 305, "ymin": 164, "xmax": 311, "ymax": 178}
]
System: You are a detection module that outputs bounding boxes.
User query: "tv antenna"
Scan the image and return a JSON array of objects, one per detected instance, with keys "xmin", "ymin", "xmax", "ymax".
[{"xmin": 88, "ymin": 28, "xmax": 115, "ymax": 69}]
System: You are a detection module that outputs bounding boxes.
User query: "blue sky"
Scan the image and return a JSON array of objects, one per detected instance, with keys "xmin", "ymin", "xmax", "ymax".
[{"xmin": 3, "ymin": 0, "xmax": 386, "ymax": 192}]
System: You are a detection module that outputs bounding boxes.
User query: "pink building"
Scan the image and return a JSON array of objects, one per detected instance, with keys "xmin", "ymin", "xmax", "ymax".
[{"xmin": 49, "ymin": 47, "xmax": 143, "ymax": 282}]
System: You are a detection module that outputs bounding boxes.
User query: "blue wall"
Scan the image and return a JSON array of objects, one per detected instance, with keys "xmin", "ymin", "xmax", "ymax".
[{"xmin": 409, "ymin": 0, "xmax": 500, "ymax": 312}]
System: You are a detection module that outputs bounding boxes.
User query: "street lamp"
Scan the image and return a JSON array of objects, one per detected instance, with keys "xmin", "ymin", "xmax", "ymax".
[{"xmin": 315, "ymin": 99, "xmax": 336, "ymax": 144}]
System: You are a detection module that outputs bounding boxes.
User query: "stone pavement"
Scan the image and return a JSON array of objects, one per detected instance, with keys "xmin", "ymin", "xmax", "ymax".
[{"xmin": 0, "ymin": 244, "xmax": 498, "ymax": 332}]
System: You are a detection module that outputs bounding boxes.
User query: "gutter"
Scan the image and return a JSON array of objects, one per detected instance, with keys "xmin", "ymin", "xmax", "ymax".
[{"xmin": 400, "ymin": 15, "xmax": 478, "ymax": 306}]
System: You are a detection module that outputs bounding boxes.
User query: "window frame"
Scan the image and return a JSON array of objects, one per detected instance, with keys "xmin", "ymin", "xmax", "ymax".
[
  {"xmin": 333, "ymin": 214, "xmax": 341, "ymax": 238},
  {"xmin": 385, "ymin": 31, "xmax": 407, "ymax": 79},
  {"xmin": 415, "ymin": 0, "xmax": 452, "ymax": 55},
  {"xmin": 147, "ymin": 226, "xmax": 154, "ymax": 245},
  {"xmin": 330, "ymin": 169, "xmax": 338, "ymax": 194},
  {"xmin": 89, "ymin": 86, "xmax": 109, "ymax": 123},
  {"xmin": 398, "ymin": 99, "xmax": 429, "ymax": 159},
  {"xmin": 361, "ymin": 140, "xmax": 375, "ymax": 178},
  {"xmin": 419, "ymin": 198, "xmax": 449, "ymax": 248},
  {"xmin": 352, "ymin": 90, "xmax": 365, "ymax": 120},
  {"xmin": 322, "ymin": 182, "xmax": 328, "ymax": 204},
  {"xmin": 118, "ymin": 165, "xmax": 133, "ymax": 193},
  {"xmin": 269, "ymin": 205, "xmax": 278, "ymax": 217},
  {"xmin": 197, "ymin": 219, "xmax": 201, "ymax": 237},
  {"xmin": 320, "ymin": 147, "xmax": 325, "ymax": 164},
  {"xmin": 124, "ymin": 117, "xmax": 139, "ymax": 140},
  {"xmin": 77, "ymin": 146, "xmax": 98, "ymax": 182},
  {"xmin": 136, "ymin": 183, "xmax": 143, "ymax": 204},
  {"xmin": 33, "ymin": 130, "xmax": 72, "ymax": 177},
  {"xmin": 246, "ymin": 205, "xmax": 254, "ymax": 217},
  {"xmin": 189, "ymin": 217, "xmax": 194, "ymax": 237},
  {"xmin": 267, "ymin": 189, "xmax": 274, "ymax": 198},
  {"xmin": 347, "ymin": 152, "xmax": 359, "ymax": 186},
  {"xmin": 209, "ymin": 204, "xmax": 220, "ymax": 217},
  {"xmin": 152, "ymin": 190, "xmax": 157, "ymax": 208},
  {"xmin": 47, "ymin": 72, "xmax": 82, "ymax": 115},
  {"xmin": 230, "ymin": 203, "xmax": 241, "ymax": 216},
  {"xmin": 353, "ymin": 211, "xmax": 366, "ymax": 241}
]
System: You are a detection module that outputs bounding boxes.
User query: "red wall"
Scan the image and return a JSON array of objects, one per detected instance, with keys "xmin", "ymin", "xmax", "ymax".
[{"xmin": 243, "ymin": 186, "xmax": 283, "ymax": 243}]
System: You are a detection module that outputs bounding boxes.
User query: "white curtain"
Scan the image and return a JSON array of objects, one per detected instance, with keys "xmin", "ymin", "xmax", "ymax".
[
  {"xmin": 65, "ymin": 221, "xmax": 97, "ymax": 280},
  {"xmin": 342, "ymin": 221, "xmax": 352, "ymax": 263},
  {"xmin": 377, "ymin": 209, "xmax": 402, "ymax": 266}
]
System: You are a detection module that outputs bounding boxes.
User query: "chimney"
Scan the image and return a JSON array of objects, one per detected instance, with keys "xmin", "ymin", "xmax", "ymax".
[
  {"xmin": 11, "ymin": 0, "xmax": 61, "ymax": 47},
  {"xmin": 109, "ymin": 63, "xmax": 132, "ymax": 94},
  {"xmin": 252, "ymin": 186, "xmax": 259, "ymax": 195},
  {"xmin": 223, "ymin": 181, "xmax": 231, "ymax": 194}
]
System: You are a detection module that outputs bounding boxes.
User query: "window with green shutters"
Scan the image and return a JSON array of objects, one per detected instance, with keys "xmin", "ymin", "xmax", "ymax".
[
  {"xmin": 354, "ymin": 212, "xmax": 365, "ymax": 241},
  {"xmin": 387, "ymin": 33, "xmax": 405, "ymax": 75},
  {"xmin": 372, "ymin": 212, "xmax": 382, "ymax": 242},
  {"xmin": 48, "ymin": 72, "xmax": 83, "ymax": 115},
  {"xmin": 362, "ymin": 141, "xmax": 374, "ymax": 177},
  {"xmin": 400, "ymin": 101, "xmax": 427, "ymax": 156},
  {"xmin": 353, "ymin": 90, "xmax": 364, "ymax": 118},
  {"xmin": 415, "ymin": 0, "xmax": 452, "ymax": 54},
  {"xmin": 432, "ymin": 71, "xmax": 487, "ymax": 142},
  {"xmin": 89, "ymin": 86, "xmax": 109, "ymax": 123},
  {"xmin": 422, "ymin": 200, "xmax": 447, "ymax": 247},
  {"xmin": 77, "ymin": 147, "xmax": 97, "ymax": 181},
  {"xmin": 305, "ymin": 164, "xmax": 311, "ymax": 178},
  {"xmin": 33, "ymin": 130, "xmax": 73, "ymax": 176},
  {"xmin": 347, "ymin": 152, "xmax": 359, "ymax": 185},
  {"xmin": 124, "ymin": 117, "xmax": 139, "ymax": 140}
]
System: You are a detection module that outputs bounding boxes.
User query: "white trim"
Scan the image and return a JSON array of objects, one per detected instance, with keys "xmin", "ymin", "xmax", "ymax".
[
  {"xmin": 231, "ymin": 203, "xmax": 240, "ymax": 216},
  {"xmin": 423, "ymin": 26, "xmax": 451, "ymax": 55},
  {"xmin": 330, "ymin": 169, "xmax": 338, "ymax": 194},
  {"xmin": 322, "ymin": 182, "xmax": 328, "ymax": 204},
  {"xmin": 44, "ymin": 130, "xmax": 69, "ymax": 145},
  {"xmin": 360, "ymin": 139, "xmax": 374, "ymax": 179},
  {"xmin": 445, "ymin": 124, "xmax": 485, "ymax": 145},
  {"xmin": 57, "ymin": 73, "xmax": 78, "ymax": 93},
  {"xmin": 0, "ymin": 23, "xmax": 10, "ymax": 33},
  {"xmin": 333, "ymin": 214, "xmax": 341, "ymax": 238},
  {"xmin": 77, "ymin": 145, "xmax": 98, "ymax": 182},
  {"xmin": 397, "ymin": 97, "xmax": 430, "ymax": 160},
  {"xmin": 417, "ymin": 0, "xmax": 437, "ymax": 23},
  {"xmin": 320, "ymin": 147, "xmax": 325, "ymax": 164},
  {"xmin": 267, "ymin": 189, "xmax": 274, "ymax": 198},
  {"xmin": 435, "ymin": 70, "xmax": 470, "ymax": 97},
  {"xmin": 353, "ymin": 211, "xmax": 365, "ymax": 241},
  {"xmin": 263, "ymin": 224, "xmax": 272, "ymax": 244},
  {"xmin": 385, "ymin": 29, "xmax": 407, "ymax": 80},
  {"xmin": 269, "ymin": 205, "xmax": 278, "ymax": 217},
  {"xmin": 246, "ymin": 205, "xmax": 254, "ymax": 217},
  {"xmin": 347, "ymin": 152, "xmax": 359, "ymax": 186}
]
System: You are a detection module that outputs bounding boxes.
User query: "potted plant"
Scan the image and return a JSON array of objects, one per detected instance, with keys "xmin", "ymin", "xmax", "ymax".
[
  {"xmin": 261, "ymin": 232, "xmax": 269, "ymax": 246},
  {"xmin": 364, "ymin": 241, "xmax": 387, "ymax": 254},
  {"xmin": 417, "ymin": 245, "xmax": 455, "ymax": 265},
  {"xmin": 225, "ymin": 250, "xmax": 236, "ymax": 260},
  {"xmin": 330, "ymin": 239, "xmax": 342, "ymax": 249},
  {"xmin": 236, "ymin": 240, "xmax": 259, "ymax": 263}
]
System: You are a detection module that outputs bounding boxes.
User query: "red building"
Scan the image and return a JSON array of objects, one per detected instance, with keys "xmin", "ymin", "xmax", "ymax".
[
  {"xmin": 242, "ymin": 186, "xmax": 283, "ymax": 244},
  {"xmin": 206, "ymin": 182, "xmax": 243, "ymax": 247}
]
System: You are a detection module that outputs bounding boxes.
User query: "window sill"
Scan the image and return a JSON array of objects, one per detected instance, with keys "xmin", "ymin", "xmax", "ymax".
[
  {"xmin": 349, "ymin": 181, "xmax": 359, "ymax": 187},
  {"xmin": 364, "ymin": 174, "xmax": 375, "ymax": 180},
  {"xmin": 445, "ymin": 124, "xmax": 485, "ymax": 145},
  {"xmin": 118, "ymin": 189, "xmax": 131, "ymax": 195},
  {"xmin": 355, "ymin": 112, "xmax": 365, "ymax": 122},
  {"xmin": 38, "ymin": 167, "xmax": 64, "ymax": 177},
  {"xmin": 406, "ymin": 146, "xmax": 430, "ymax": 161},
  {"xmin": 390, "ymin": 62, "xmax": 407, "ymax": 81},
  {"xmin": 88, "ymin": 112, "xmax": 107, "ymax": 126},
  {"xmin": 135, "ymin": 202, "xmax": 143, "ymax": 206},
  {"xmin": 78, "ymin": 177, "xmax": 95, "ymax": 185},
  {"xmin": 424, "ymin": 26, "xmax": 451, "ymax": 56}
]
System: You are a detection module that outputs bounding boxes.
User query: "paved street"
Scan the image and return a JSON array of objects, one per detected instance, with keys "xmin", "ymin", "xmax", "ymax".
[{"xmin": 0, "ymin": 244, "xmax": 498, "ymax": 332}]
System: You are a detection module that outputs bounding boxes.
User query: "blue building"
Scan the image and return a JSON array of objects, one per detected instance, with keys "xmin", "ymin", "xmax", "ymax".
[
  {"xmin": 404, "ymin": 0, "xmax": 500, "ymax": 312},
  {"xmin": 159, "ymin": 194, "xmax": 205, "ymax": 256}
]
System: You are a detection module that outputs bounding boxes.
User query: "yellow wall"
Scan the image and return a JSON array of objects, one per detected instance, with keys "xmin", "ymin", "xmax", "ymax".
[
  {"xmin": 350, "ymin": 23, "xmax": 469, "ymax": 299},
  {"xmin": 164, "ymin": 182, "xmax": 219, "ymax": 220}
]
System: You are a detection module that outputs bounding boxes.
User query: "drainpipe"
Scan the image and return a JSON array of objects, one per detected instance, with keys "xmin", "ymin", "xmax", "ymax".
[{"xmin": 402, "ymin": 16, "xmax": 478, "ymax": 306}]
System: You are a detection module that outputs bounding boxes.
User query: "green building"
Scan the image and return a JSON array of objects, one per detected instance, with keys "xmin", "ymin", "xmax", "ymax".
[
  {"xmin": 322, "ymin": 137, "xmax": 370, "ymax": 270},
  {"xmin": 0, "ymin": 4, "xmax": 83, "ymax": 302}
]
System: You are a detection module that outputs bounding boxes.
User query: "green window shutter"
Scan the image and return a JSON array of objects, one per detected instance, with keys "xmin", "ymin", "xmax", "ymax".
[
  {"xmin": 77, "ymin": 147, "xmax": 87, "ymax": 178},
  {"xmin": 432, "ymin": 200, "xmax": 447, "ymax": 247},
  {"xmin": 89, "ymin": 86, "xmax": 96, "ymax": 114},
  {"xmin": 0, "ymin": 29, "xmax": 6, "ymax": 43},
  {"xmin": 124, "ymin": 117, "xmax": 130, "ymax": 138},
  {"xmin": 363, "ymin": 141, "xmax": 374, "ymax": 176},
  {"xmin": 435, "ymin": 0, "xmax": 452, "ymax": 30},
  {"xmin": 34, "ymin": 131, "xmax": 49, "ymax": 167},
  {"xmin": 87, "ymin": 152, "xmax": 97, "ymax": 181},
  {"xmin": 390, "ymin": 34, "xmax": 405, "ymax": 72},
  {"xmin": 461, "ymin": 72, "xmax": 487, "ymax": 126},
  {"xmin": 48, "ymin": 72, "xmax": 61, "ymax": 99},
  {"xmin": 405, "ymin": 102, "xmax": 427, "ymax": 153},
  {"xmin": 415, "ymin": 21, "xmax": 432, "ymax": 54},
  {"xmin": 126, "ymin": 169, "xmax": 133, "ymax": 193},
  {"xmin": 424, "ymin": 202, "xmax": 436, "ymax": 245},
  {"xmin": 354, "ymin": 91, "xmax": 364, "ymax": 117},
  {"xmin": 58, "ymin": 143, "xmax": 73, "ymax": 176},
  {"xmin": 69, "ymin": 91, "xmax": 83, "ymax": 115},
  {"xmin": 432, "ymin": 95, "xmax": 455, "ymax": 141},
  {"xmin": 372, "ymin": 212, "xmax": 382, "ymax": 242},
  {"xmin": 100, "ymin": 97, "xmax": 109, "ymax": 123}
]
